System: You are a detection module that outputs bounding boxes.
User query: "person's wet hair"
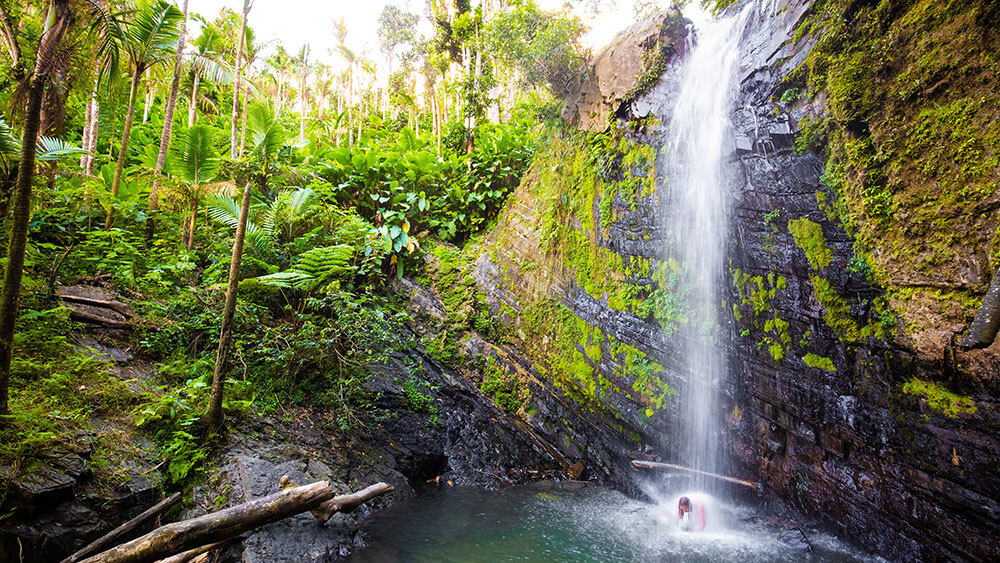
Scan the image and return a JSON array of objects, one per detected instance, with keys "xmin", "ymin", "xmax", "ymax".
[{"xmin": 679, "ymin": 496, "xmax": 691, "ymax": 508}]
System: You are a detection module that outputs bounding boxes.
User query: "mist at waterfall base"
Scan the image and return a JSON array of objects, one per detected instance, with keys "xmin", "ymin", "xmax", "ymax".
[{"xmin": 346, "ymin": 484, "xmax": 880, "ymax": 562}]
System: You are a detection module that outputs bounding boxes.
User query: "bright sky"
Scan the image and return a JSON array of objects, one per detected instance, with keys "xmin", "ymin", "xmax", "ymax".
[{"xmin": 193, "ymin": 0, "xmax": 649, "ymax": 70}]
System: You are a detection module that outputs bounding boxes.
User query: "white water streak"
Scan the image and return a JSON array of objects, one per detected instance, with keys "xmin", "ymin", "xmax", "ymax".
[{"xmin": 664, "ymin": 4, "xmax": 753, "ymax": 499}]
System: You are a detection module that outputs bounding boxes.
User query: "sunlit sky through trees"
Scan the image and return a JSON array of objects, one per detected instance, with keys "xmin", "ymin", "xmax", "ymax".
[{"xmin": 197, "ymin": 0, "xmax": 647, "ymax": 71}]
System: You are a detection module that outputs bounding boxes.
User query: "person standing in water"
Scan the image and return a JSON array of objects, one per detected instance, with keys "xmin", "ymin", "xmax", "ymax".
[{"xmin": 677, "ymin": 496, "xmax": 706, "ymax": 531}]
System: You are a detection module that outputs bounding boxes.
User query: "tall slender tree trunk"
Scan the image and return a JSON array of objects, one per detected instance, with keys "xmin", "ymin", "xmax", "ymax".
[
  {"xmin": 229, "ymin": 0, "xmax": 249, "ymax": 158},
  {"xmin": 347, "ymin": 68, "xmax": 354, "ymax": 146},
  {"xmin": 0, "ymin": 1, "xmax": 22, "ymax": 81},
  {"xmin": 82, "ymin": 73, "xmax": 100, "ymax": 175},
  {"xmin": 188, "ymin": 72, "xmax": 200, "ymax": 126},
  {"xmin": 239, "ymin": 92, "xmax": 249, "ymax": 155},
  {"xmin": 0, "ymin": 0, "xmax": 70, "ymax": 417},
  {"xmin": 185, "ymin": 199, "xmax": 198, "ymax": 251},
  {"xmin": 85, "ymin": 97, "xmax": 99, "ymax": 175},
  {"xmin": 80, "ymin": 94, "xmax": 93, "ymax": 170},
  {"xmin": 432, "ymin": 84, "xmax": 441, "ymax": 157},
  {"xmin": 105, "ymin": 69, "xmax": 142, "ymax": 230},
  {"xmin": 335, "ymin": 89, "xmax": 343, "ymax": 146},
  {"xmin": 299, "ymin": 92, "xmax": 306, "ymax": 139},
  {"xmin": 275, "ymin": 71, "xmax": 283, "ymax": 113},
  {"xmin": 148, "ymin": 0, "xmax": 188, "ymax": 240},
  {"xmin": 203, "ymin": 180, "xmax": 253, "ymax": 430},
  {"xmin": 142, "ymin": 81, "xmax": 151, "ymax": 123}
]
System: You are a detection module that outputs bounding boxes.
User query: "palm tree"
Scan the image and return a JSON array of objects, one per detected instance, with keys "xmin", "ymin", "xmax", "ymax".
[
  {"xmin": 168, "ymin": 124, "xmax": 220, "ymax": 251},
  {"xmin": 148, "ymin": 0, "xmax": 189, "ymax": 239},
  {"xmin": 82, "ymin": 0, "xmax": 122, "ymax": 176},
  {"xmin": 236, "ymin": 32, "xmax": 263, "ymax": 157},
  {"xmin": 103, "ymin": 0, "xmax": 184, "ymax": 229},
  {"xmin": 265, "ymin": 46, "xmax": 292, "ymax": 113},
  {"xmin": 229, "ymin": 0, "xmax": 252, "ymax": 158},
  {"xmin": 185, "ymin": 23, "xmax": 231, "ymax": 126},
  {"xmin": 335, "ymin": 42, "xmax": 357, "ymax": 146},
  {"xmin": 204, "ymin": 102, "xmax": 285, "ymax": 431},
  {"xmin": 313, "ymin": 64, "xmax": 333, "ymax": 118},
  {"xmin": 291, "ymin": 44, "xmax": 312, "ymax": 140},
  {"xmin": 0, "ymin": 0, "xmax": 71, "ymax": 416}
]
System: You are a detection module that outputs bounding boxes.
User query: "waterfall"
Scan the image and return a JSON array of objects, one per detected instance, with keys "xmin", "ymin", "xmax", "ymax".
[{"xmin": 663, "ymin": 4, "xmax": 751, "ymax": 495}]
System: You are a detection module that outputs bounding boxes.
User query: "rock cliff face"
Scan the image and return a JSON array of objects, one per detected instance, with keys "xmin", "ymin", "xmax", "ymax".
[{"xmin": 473, "ymin": 0, "xmax": 1000, "ymax": 560}]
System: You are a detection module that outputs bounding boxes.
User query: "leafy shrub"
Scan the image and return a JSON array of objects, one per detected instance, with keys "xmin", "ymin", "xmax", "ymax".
[{"xmin": 233, "ymin": 292, "xmax": 404, "ymax": 428}]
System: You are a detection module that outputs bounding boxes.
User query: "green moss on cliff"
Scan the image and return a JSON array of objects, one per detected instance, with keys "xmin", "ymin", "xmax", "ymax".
[
  {"xmin": 803, "ymin": 353, "xmax": 836, "ymax": 372},
  {"xmin": 421, "ymin": 242, "xmax": 493, "ymax": 364},
  {"xmin": 733, "ymin": 269, "xmax": 791, "ymax": 363},
  {"xmin": 793, "ymin": 0, "xmax": 1000, "ymax": 339},
  {"xmin": 608, "ymin": 336, "xmax": 673, "ymax": 410},
  {"xmin": 519, "ymin": 299, "xmax": 603, "ymax": 407},
  {"xmin": 528, "ymin": 131, "xmax": 668, "ymax": 323},
  {"xmin": 648, "ymin": 258, "xmax": 689, "ymax": 334},
  {"xmin": 902, "ymin": 378, "xmax": 978, "ymax": 418},
  {"xmin": 788, "ymin": 217, "xmax": 833, "ymax": 270},
  {"xmin": 809, "ymin": 275, "xmax": 892, "ymax": 343},
  {"xmin": 516, "ymin": 297, "xmax": 674, "ymax": 414},
  {"xmin": 481, "ymin": 357, "xmax": 530, "ymax": 414}
]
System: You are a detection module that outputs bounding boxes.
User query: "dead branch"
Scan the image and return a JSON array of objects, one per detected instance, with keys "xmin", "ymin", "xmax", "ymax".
[
  {"xmin": 630, "ymin": 460, "xmax": 760, "ymax": 490},
  {"xmin": 155, "ymin": 540, "xmax": 228, "ymax": 563},
  {"xmin": 80, "ymin": 480, "xmax": 393, "ymax": 563},
  {"xmin": 67, "ymin": 309, "xmax": 131, "ymax": 329},
  {"xmin": 63, "ymin": 492, "xmax": 182, "ymax": 563}
]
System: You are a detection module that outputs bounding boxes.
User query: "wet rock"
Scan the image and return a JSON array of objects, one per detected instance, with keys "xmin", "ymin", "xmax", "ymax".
[
  {"xmin": 7, "ymin": 465, "xmax": 76, "ymax": 507},
  {"xmin": 74, "ymin": 334, "xmax": 134, "ymax": 364},
  {"xmin": 40, "ymin": 448, "xmax": 91, "ymax": 480},
  {"xmin": 468, "ymin": 0, "xmax": 1000, "ymax": 559},
  {"xmin": 777, "ymin": 527, "xmax": 812, "ymax": 553}
]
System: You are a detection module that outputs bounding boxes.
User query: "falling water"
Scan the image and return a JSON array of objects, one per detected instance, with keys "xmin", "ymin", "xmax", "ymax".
[{"xmin": 663, "ymin": 5, "xmax": 751, "ymax": 496}]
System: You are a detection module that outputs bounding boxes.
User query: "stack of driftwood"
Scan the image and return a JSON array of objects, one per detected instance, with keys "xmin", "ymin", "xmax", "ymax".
[{"xmin": 62, "ymin": 479, "xmax": 393, "ymax": 563}]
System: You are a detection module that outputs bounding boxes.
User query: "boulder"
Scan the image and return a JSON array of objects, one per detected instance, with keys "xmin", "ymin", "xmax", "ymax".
[{"xmin": 561, "ymin": 9, "xmax": 688, "ymax": 131}]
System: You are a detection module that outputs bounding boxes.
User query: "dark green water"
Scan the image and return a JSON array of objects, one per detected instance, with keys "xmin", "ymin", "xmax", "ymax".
[{"xmin": 346, "ymin": 483, "xmax": 880, "ymax": 562}]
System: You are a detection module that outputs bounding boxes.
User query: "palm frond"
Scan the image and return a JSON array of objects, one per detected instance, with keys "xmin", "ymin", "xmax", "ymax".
[
  {"xmin": 189, "ymin": 53, "xmax": 233, "ymax": 85},
  {"xmin": 246, "ymin": 103, "xmax": 286, "ymax": 161},
  {"xmin": 126, "ymin": 0, "xmax": 184, "ymax": 70},
  {"xmin": 168, "ymin": 125, "xmax": 219, "ymax": 184},
  {"xmin": 205, "ymin": 193, "xmax": 269, "ymax": 253},
  {"xmin": 284, "ymin": 186, "xmax": 314, "ymax": 219},
  {"xmin": 0, "ymin": 118, "xmax": 21, "ymax": 156}
]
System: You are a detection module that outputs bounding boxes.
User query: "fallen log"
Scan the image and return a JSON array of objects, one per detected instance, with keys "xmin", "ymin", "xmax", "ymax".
[
  {"xmin": 277, "ymin": 476, "xmax": 394, "ymax": 525},
  {"xmin": 58, "ymin": 293, "xmax": 135, "ymax": 318},
  {"xmin": 155, "ymin": 540, "xmax": 227, "ymax": 563},
  {"xmin": 80, "ymin": 480, "xmax": 393, "ymax": 563},
  {"xmin": 68, "ymin": 309, "xmax": 131, "ymax": 329},
  {"xmin": 630, "ymin": 460, "xmax": 759, "ymax": 490},
  {"xmin": 63, "ymin": 492, "xmax": 182, "ymax": 563}
]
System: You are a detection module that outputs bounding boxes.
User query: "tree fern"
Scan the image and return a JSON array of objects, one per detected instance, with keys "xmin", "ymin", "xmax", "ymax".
[
  {"xmin": 256, "ymin": 245, "xmax": 356, "ymax": 292},
  {"xmin": 205, "ymin": 187, "xmax": 316, "ymax": 251}
]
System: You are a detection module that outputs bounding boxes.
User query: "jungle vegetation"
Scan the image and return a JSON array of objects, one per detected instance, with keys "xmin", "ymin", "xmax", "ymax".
[{"xmin": 0, "ymin": 0, "xmax": 589, "ymax": 490}]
